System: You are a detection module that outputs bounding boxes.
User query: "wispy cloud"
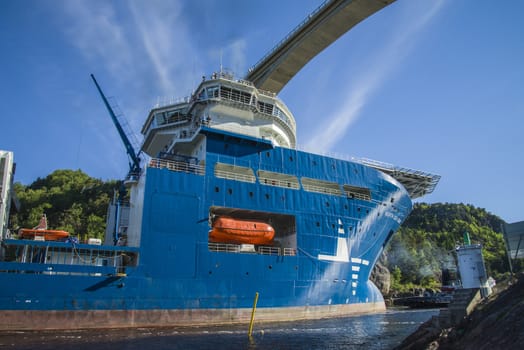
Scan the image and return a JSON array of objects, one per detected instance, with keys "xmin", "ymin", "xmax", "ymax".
[
  {"xmin": 62, "ymin": 1, "xmax": 134, "ymax": 80},
  {"xmin": 128, "ymin": 0, "xmax": 204, "ymax": 97},
  {"xmin": 304, "ymin": 1, "xmax": 446, "ymax": 152}
]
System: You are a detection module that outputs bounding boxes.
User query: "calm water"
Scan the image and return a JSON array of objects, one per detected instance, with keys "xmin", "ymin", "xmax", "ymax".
[{"xmin": 0, "ymin": 309, "xmax": 437, "ymax": 350}]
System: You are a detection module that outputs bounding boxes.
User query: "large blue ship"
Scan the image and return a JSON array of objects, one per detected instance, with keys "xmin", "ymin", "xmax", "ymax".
[{"xmin": 0, "ymin": 0, "xmax": 439, "ymax": 330}]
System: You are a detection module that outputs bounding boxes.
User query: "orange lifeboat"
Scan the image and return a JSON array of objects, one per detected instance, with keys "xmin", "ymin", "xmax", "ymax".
[
  {"xmin": 209, "ymin": 217, "xmax": 275, "ymax": 245},
  {"xmin": 19, "ymin": 228, "xmax": 70, "ymax": 241},
  {"xmin": 18, "ymin": 214, "xmax": 70, "ymax": 241}
]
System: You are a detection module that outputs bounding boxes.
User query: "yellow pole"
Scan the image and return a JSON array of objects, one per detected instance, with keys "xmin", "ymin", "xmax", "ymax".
[{"xmin": 248, "ymin": 292, "xmax": 259, "ymax": 337}]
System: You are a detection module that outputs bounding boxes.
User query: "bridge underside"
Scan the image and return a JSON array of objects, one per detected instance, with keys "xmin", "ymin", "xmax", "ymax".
[{"xmin": 246, "ymin": 0, "xmax": 396, "ymax": 94}]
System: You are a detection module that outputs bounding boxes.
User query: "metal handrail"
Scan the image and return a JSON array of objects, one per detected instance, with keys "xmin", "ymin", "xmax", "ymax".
[
  {"xmin": 259, "ymin": 177, "xmax": 300, "ymax": 189},
  {"xmin": 302, "ymin": 184, "xmax": 341, "ymax": 196},
  {"xmin": 215, "ymin": 170, "xmax": 256, "ymax": 183},
  {"xmin": 148, "ymin": 158, "xmax": 205, "ymax": 175}
]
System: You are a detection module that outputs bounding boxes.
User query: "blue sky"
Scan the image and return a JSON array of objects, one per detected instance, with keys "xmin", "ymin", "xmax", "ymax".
[{"xmin": 1, "ymin": 0, "xmax": 523, "ymax": 223}]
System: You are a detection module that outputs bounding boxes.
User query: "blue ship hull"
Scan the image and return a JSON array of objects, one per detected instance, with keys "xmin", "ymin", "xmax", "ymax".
[{"xmin": 0, "ymin": 128, "xmax": 412, "ymax": 329}]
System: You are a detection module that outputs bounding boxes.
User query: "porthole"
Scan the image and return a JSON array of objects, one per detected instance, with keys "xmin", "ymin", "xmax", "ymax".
[
  {"xmin": 215, "ymin": 187, "xmax": 220, "ymax": 193},
  {"xmin": 249, "ymin": 191, "xmax": 254, "ymax": 197},
  {"xmin": 265, "ymin": 193, "xmax": 270, "ymax": 200},
  {"xmin": 228, "ymin": 188, "xmax": 232, "ymax": 195}
]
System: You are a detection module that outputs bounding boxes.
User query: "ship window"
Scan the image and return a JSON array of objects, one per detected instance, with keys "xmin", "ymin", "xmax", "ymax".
[
  {"xmin": 207, "ymin": 86, "xmax": 219, "ymax": 98},
  {"xmin": 219, "ymin": 85, "xmax": 251, "ymax": 105},
  {"xmin": 215, "ymin": 187, "xmax": 220, "ymax": 192},
  {"xmin": 214, "ymin": 163, "xmax": 256, "ymax": 183},
  {"xmin": 257, "ymin": 170, "xmax": 300, "ymax": 190},
  {"xmin": 343, "ymin": 185, "xmax": 371, "ymax": 201},
  {"xmin": 301, "ymin": 177, "xmax": 342, "ymax": 196},
  {"xmin": 228, "ymin": 188, "xmax": 233, "ymax": 195},
  {"xmin": 258, "ymin": 101, "xmax": 274, "ymax": 115}
]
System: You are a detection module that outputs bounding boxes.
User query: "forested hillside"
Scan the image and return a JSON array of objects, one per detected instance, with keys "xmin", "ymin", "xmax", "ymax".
[
  {"xmin": 383, "ymin": 203, "xmax": 510, "ymax": 294},
  {"xmin": 8, "ymin": 171, "xmax": 514, "ymax": 293}
]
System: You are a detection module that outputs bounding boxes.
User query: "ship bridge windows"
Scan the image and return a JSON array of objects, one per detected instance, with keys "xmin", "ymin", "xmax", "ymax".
[
  {"xmin": 257, "ymin": 101, "xmax": 274, "ymax": 115},
  {"xmin": 257, "ymin": 170, "xmax": 300, "ymax": 189},
  {"xmin": 206, "ymin": 86, "xmax": 219, "ymax": 98},
  {"xmin": 220, "ymin": 86, "xmax": 252, "ymax": 105},
  {"xmin": 214, "ymin": 163, "xmax": 256, "ymax": 183},
  {"xmin": 301, "ymin": 177, "xmax": 342, "ymax": 196},
  {"xmin": 343, "ymin": 185, "xmax": 371, "ymax": 201},
  {"xmin": 274, "ymin": 106, "xmax": 291, "ymax": 126},
  {"xmin": 154, "ymin": 108, "xmax": 189, "ymax": 126}
]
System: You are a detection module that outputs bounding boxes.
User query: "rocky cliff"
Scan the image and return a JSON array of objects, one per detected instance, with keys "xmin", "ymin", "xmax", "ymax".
[{"xmin": 394, "ymin": 273, "xmax": 524, "ymax": 349}]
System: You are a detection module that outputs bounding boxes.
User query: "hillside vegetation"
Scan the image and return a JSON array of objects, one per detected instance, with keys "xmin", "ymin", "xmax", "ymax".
[
  {"xmin": 9, "ymin": 169, "xmax": 118, "ymax": 241},
  {"xmin": 8, "ymin": 170, "xmax": 516, "ymax": 292},
  {"xmin": 384, "ymin": 202, "xmax": 512, "ymax": 294}
]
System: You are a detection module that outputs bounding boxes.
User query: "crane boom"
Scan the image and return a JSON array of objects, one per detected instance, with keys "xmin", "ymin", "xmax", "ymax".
[{"xmin": 90, "ymin": 74, "xmax": 141, "ymax": 177}]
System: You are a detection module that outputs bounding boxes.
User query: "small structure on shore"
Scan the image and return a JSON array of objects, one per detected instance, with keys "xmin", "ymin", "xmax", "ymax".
[{"xmin": 456, "ymin": 232, "xmax": 492, "ymax": 297}]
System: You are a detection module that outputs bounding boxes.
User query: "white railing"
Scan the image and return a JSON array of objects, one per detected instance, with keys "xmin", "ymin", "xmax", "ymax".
[
  {"xmin": 302, "ymin": 184, "xmax": 341, "ymax": 196},
  {"xmin": 148, "ymin": 158, "xmax": 205, "ymax": 175},
  {"xmin": 153, "ymin": 95, "xmax": 191, "ymax": 109},
  {"xmin": 214, "ymin": 170, "xmax": 256, "ymax": 183},
  {"xmin": 208, "ymin": 243, "xmax": 241, "ymax": 253},
  {"xmin": 259, "ymin": 177, "xmax": 300, "ymax": 190},
  {"xmin": 257, "ymin": 246, "xmax": 280, "ymax": 256},
  {"xmin": 208, "ymin": 242, "xmax": 297, "ymax": 257},
  {"xmin": 344, "ymin": 191, "xmax": 370, "ymax": 201}
]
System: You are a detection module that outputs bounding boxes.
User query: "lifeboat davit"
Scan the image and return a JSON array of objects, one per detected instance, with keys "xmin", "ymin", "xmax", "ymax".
[{"xmin": 209, "ymin": 217, "xmax": 275, "ymax": 245}]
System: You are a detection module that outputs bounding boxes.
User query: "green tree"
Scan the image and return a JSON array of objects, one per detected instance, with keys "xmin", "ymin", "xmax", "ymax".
[{"xmin": 9, "ymin": 169, "xmax": 118, "ymax": 242}]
